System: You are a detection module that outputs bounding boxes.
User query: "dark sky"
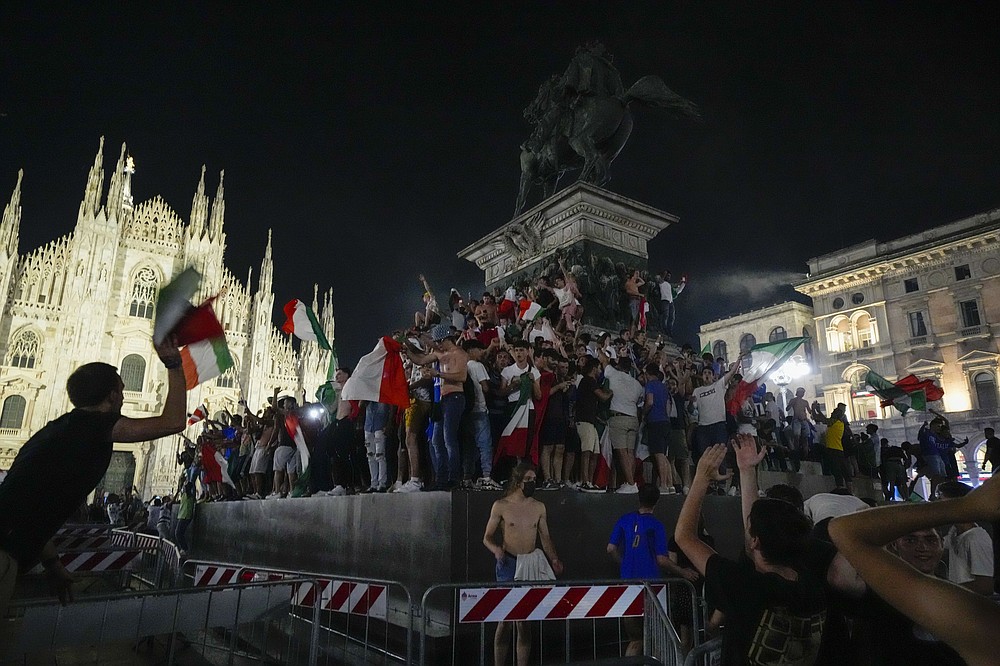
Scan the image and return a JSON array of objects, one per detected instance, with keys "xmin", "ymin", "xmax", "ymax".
[{"xmin": 2, "ymin": 3, "xmax": 998, "ymax": 362}]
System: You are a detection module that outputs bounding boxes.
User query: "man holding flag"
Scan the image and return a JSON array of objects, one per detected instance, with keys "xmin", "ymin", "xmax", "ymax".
[{"xmin": 0, "ymin": 335, "xmax": 188, "ymax": 614}]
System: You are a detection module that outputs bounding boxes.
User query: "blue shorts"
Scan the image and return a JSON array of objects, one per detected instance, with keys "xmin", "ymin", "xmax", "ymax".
[{"xmin": 496, "ymin": 552, "xmax": 516, "ymax": 582}]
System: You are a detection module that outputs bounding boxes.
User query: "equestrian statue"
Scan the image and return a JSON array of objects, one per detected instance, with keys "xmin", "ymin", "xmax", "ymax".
[{"xmin": 515, "ymin": 43, "xmax": 699, "ymax": 215}]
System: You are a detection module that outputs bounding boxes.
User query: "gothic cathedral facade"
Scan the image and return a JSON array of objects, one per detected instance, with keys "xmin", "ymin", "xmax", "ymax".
[{"xmin": 0, "ymin": 138, "xmax": 334, "ymax": 497}]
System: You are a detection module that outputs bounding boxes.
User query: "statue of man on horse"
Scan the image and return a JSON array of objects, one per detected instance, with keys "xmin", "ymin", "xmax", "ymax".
[{"xmin": 515, "ymin": 43, "xmax": 699, "ymax": 215}]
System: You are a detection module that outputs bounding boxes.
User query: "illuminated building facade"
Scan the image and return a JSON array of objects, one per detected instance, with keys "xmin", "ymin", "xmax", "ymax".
[
  {"xmin": 0, "ymin": 138, "xmax": 334, "ymax": 497},
  {"xmin": 796, "ymin": 208, "xmax": 1000, "ymax": 467},
  {"xmin": 698, "ymin": 301, "xmax": 823, "ymax": 409}
]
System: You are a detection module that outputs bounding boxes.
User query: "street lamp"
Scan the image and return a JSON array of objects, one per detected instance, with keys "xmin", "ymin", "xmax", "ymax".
[{"xmin": 770, "ymin": 354, "xmax": 811, "ymax": 413}]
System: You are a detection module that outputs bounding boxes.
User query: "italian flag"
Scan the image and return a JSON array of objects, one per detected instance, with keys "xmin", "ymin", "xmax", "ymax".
[
  {"xmin": 339, "ymin": 336, "xmax": 410, "ymax": 410},
  {"xmin": 519, "ymin": 300, "xmax": 545, "ymax": 322},
  {"xmin": 153, "ymin": 267, "xmax": 200, "ymax": 346},
  {"xmin": 181, "ymin": 337, "xmax": 235, "ymax": 390},
  {"xmin": 284, "ymin": 411, "xmax": 311, "ymax": 471},
  {"xmin": 866, "ymin": 370, "xmax": 941, "ymax": 415},
  {"xmin": 187, "ymin": 404, "xmax": 207, "ymax": 426},
  {"xmin": 282, "ymin": 299, "xmax": 331, "ymax": 349},
  {"xmin": 591, "ymin": 423, "xmax": 614, "ymax": 489},
  {"xmin": 740, "ymin": 337, "xmax": 808, "ymax": 386},
  {"xmin": 493, "ymin": 372, "xmax": 536, "ymax": 464}
]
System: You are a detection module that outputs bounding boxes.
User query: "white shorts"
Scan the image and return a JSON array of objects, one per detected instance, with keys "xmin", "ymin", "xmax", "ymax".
[
  {"xmin": 273, "ymin": 446, "xmax": 299, "ymax": 474},
  {"xmin": 250, "ymin": 447, "xmax": 270, "ymax": 474}
]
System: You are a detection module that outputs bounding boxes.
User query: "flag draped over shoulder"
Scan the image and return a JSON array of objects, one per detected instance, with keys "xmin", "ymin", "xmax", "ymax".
[
  {"xmin": 494, "ymin": 369, "xmax": 552, "ymax": 465},
  {"xmin": 740, "ymin": 337, "xmax": 808, "ymax": 386},
  {"xmin": 340, "ymin": 337, "xmax": 410, "ymax": 410},
  {"xmin": 866, "ymin": 370, "xmax": 943, "ymax": 415},
  {"xmin": 282, "ymin": 299, "xmax": 331, "ymax": 349}
]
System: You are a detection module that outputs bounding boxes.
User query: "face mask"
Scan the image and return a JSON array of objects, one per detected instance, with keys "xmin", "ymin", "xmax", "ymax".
[{"xmin": 521, "ymin": 481, "xmax": 536, "ymax": 497}]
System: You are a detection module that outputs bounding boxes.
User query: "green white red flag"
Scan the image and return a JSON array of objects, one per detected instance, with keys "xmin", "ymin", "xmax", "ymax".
[
  {"xmin": 866, "ymin": 370, "xmax": 942, "ymax": 415},
  {"xmin": 282, "ymin": 299, "xmax": 331, "ymax": 349},
  {"xmin": 740, "ymin": 337, "xmax": 808, "ymax": 386}
]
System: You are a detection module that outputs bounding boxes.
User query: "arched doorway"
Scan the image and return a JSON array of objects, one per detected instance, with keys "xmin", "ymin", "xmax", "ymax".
[{"xmin": 97, "ymin": 451, "xmax": 137, "ymax": 496}]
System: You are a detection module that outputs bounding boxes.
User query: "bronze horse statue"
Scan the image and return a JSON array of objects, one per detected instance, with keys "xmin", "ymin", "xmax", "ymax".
[{"xmin": 515, "ymin": 50, "xmax": 699, "ymax": 215}]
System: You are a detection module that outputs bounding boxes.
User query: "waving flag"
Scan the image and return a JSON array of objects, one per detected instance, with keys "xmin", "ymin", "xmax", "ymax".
[
  {"xmin": 187, "ymin": 405, "xmax": 207, "ymax": 427},
  {"xmin": 740, "ymin": 337, "xmax": 808, "ymax": 386},
  {"xmin": 180, "ymin": 337, "xmax": 234, "ymax": 390},
  {"xmin": 153, "ymin": 267, "xmax": 200, "ymax": 345},
  {"xmin": 282, "ymin": 299, "xmax": 331, "ymax": 349},
  {"xmin": 866, "ymin": 370, "xmax": 943, "ymax": 415},
  {"xmin": 340, "ymin": 337, "xmax": 410, "ymax": 410}
]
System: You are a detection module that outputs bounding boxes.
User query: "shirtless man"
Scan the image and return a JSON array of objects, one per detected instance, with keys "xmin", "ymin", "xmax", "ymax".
[
  {"xmin": 483, "ymin": 463, "xmax": 563, "ymax": 666},
  {"xmin": 624, "ymin": 268, "xmax": 645, "ymax": 333},
  {"xmin": 405, "ymin": 324, "xmax": 469, "ymax": 489},
  {"xmin": 786, "ymin": 387, "xmax": 811, "ymax": 456}
]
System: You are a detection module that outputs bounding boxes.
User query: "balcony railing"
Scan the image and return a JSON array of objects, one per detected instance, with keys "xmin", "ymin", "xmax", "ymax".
[
  {"xmin": 958, "ymin": 324, "xmax": 986, "ymax": 338},
  {"xmin": 0, "ymin": 427, "xmax": 22, "ymax": 437},
  {"xmin": 908, "ymin": 335, "xmax": 927, "ymax": 346}
]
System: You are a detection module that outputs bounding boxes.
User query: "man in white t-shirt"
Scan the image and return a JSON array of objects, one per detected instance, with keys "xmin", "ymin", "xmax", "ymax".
[
  {"xmin": 597, "ymin": 351, "xmax": 644, "ymax": 494},
  {"xmin": 936, "ymin": 481, "xmax": 995, "ymax": 595},
  {"xmin": 691, "ymin": 362, "xmax": 740, "ymax": 460},
  {"xmin": 657, "ymin": 270, "xmax": 686, "ymax": 337},
  {"xmin": 463, "ymin": 339, "xmax": 502, "ymax": 490},
  {"xmin": 802, "ymin": 489, "xmax": 869, "ymax": 524}
]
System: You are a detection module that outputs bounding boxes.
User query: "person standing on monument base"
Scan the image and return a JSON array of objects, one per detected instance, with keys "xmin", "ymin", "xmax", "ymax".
[
  {"xmin": 0, "ymin": 336, "xmax": 188, "ymax": 616},
  {"xmin": 404, "ymin": 324, "xmax": 469, "ymax": 490},
  {"xmin": 624, "ymin": 268, "xmax": 645, "ymax": 334},
  {"xmin": 483, "ymin": 462, "xmax": 563, "ymax": 666}
]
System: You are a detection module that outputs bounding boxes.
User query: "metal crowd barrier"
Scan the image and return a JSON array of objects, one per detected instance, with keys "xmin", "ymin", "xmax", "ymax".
[
  {"xmin": 683, "ymin": 636, "xmax": 722, "ymax": 666},
  {"xmin": 419, "ymin": 577, "xmax": 701, "ymax": 666},
  {"xmin": 1, "ymin": 576, "xmax": 322, "ymax": 665},
  {"xmin": 181, "ymin": 559, "xmax": 415, "ymax": 665}
]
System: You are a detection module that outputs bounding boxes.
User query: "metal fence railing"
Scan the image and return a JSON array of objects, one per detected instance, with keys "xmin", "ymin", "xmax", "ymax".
[
  {"xmin": 419, "ymin": 577, "xmax": 701, "ymax": 666},
  {"xmin": 683, "ymin": 636, "xmax": 722, "ymax": 666},
  {"xmin": 181, "ymin": 559, "xmax": 416, "ymax": 665},
  {"xmin": 1, "ymin": 576, "xmax": 322, "ymax": 665}
]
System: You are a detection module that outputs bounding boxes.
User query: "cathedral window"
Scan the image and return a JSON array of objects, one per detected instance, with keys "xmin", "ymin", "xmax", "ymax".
[
  {"xmin": 128, "ymin": 267, "xmax": 158, "ymax": 319},
  {"xmin": 215, "ymin": 367, "xmax": 237, "ymax": 389},
  {"xmin": 0, "ymin": 395, "xmax": 26, "ymax": 429},
  {"xmin": 120, "ymin": 354, "xmax": 146, "ymax": 392},
  {"xmin": 6, "ymin": 330, "xmax": 39, "ymax": 369}
]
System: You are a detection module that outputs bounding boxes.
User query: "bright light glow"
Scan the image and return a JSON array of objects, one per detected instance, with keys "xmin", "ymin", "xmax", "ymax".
[{"xmin": 769, "ymin": 354, "xmax": 811, "ymax": 386}]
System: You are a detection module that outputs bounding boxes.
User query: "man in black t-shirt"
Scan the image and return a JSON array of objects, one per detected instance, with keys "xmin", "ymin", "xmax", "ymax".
[
  {"xmin": 676, "ymin": 444, "xmax": 827, "ymax": 665},
  {"xmin": 0, "ymin": 337, "xmax": 187, "ymax": 614},
  {"xmin": 574, "ymin": 357, "xmax": 611, "ymax": 490}
]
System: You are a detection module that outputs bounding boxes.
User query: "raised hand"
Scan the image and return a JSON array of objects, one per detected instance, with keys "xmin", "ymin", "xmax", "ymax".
[
  {"xmin": 695, "ymin": 443, "xmax": 731, "ymax": 483},
  {"xmin": 733, "ymin": 433, "xmax": 766, "ymax": 471}
]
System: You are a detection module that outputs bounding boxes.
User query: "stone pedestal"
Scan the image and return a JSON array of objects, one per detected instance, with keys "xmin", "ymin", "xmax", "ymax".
[{"xmin": 457, "ymin": 182, "xmax": 677, "ymax": 332}]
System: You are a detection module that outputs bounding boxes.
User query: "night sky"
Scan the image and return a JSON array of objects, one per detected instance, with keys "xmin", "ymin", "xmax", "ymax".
[{"xmin": 2, "ymin": 3, "xmax": 998, "ymax": 363}]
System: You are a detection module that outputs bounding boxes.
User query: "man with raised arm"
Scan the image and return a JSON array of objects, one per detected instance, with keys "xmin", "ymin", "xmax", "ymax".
[
  {"xmin": 676, "ymin": 443, "xmax": 827, "ymax": 665},
  {"xmin": 0, "ymin": 337, "xmax": 187, "ymax": 613},
  {"xmin": 483, "ymin": 462, "xmax": 563, "ymax": 666}
]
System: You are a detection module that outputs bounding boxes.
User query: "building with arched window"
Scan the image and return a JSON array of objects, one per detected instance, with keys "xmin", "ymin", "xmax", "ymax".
[
  {"xmin": 0, "ymin": 139, "xmax": 336, "ymax": 497},
  {"xmin": 699, "ymin": 301, "xmax": 823, "ymax": 404},
  {"xmin": 796, "ymin": 206, "xmax": 1000, "ymax": 452}
]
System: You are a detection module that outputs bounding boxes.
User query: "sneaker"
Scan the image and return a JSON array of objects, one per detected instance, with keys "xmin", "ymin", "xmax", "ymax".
[
  {"xmin": 615, "ymin": 483, "xmax": 639, "ymax": 494},
  {"xmin": 361, "ymin": 486, "xmax": 378, "ymax": 494},
  {"xmin": 396, "ymin": 479, "xmax": 423, "ymax": 493},
  {"xmin": 324, "ymin": 486, "xmax": 347, "ymax": 496},
  {"xmin": 563, "ymin": 481, "xmax": 580, "ymax": 490},
  {"xmin": 246, "ymin": 493, "xmax": 262, "ymax": 500},
  {"xmin": 265, "ymin": 492, "xmax": 281, "ymax": 500},
  {"xmin": 459, "ymin": 479, "xmax": 474, "ymax": 491},
  {"xmin": 541, "ymin": 479, "xmax": 561, "ymax": 490},
  {"xmin": 727, "ymin": 486, "xmax": 740, "ymax": 497},
  {"xmin": 388, "ymin": 481, "xmax": 402, "ymax": 493},
  {"xmin": 658, "ymin": 485, "xmax": 676, "ymax": 495},
  {"xmin": 682, "ymin": 486, "xmax": 690, "ymax": 495},
  {"xmin": 580, "ymin": 482, "xmax": 605, "ymax": 493},
  {"xmin": 475, "ymin": 477, "xmax": 503, "ymax": 491}
]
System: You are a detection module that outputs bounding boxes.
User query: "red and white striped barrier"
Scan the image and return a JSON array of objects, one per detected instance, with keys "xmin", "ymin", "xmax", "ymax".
[
  {"xmin": 56, "ymin": 526, "xmax": 111, "ymax": 537},
  {"xmin": 194, "ymin": 565, "xmax": 244, "ymax": 587},
  {"xmin": 292, "ymin": 580, "xmax": 387, "ymax": 619},
  {"xmin": 50, "ymin": 535, "xmax": 111, "ymax": 550},
  {"xmin": 458, "ymin": 584, "xmax": 666, "ymax": 623},
  {"xmin": 59, "ymin": 549, "xmax": 142, "ymax": 572}
]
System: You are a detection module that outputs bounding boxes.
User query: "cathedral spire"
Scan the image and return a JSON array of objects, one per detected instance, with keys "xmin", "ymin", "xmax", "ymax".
[
  {"xmin": 312, "ymin": 283, "xmax": 319, "ymax": 312},
  {"xmin": 1, "ymin": 169, "xmax": 23, "ymax": 257},
  {"xmin": 258, "ymin": 229, "xmax": 273, "ymax": 295},
  {"xmin": 208, "ymin": 169, "xmax": 225, "ymax": 242},
  {"xmin": 80, "ymin": 136, "xmax": 105, "ymax": 218},
  {"xmin": 105, "ymin": 142, "xmax": 128, "ymax": 220},
  {"xmin": 189, "ymin": 165, "xmax": 209, "ymax": 238}
]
